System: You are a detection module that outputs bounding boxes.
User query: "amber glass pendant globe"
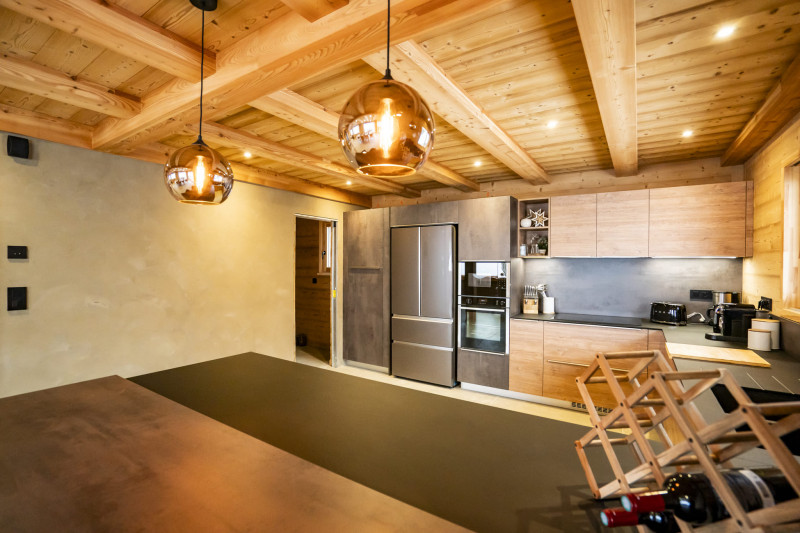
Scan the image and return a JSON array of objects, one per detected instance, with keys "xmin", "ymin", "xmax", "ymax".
[
  {"xmin": 164, "ymin": 140, "xmax": 234, "ymax": 204},
  {"xmin": 338, "ymin": 78, "xmax": 434, "ymax": 177}
]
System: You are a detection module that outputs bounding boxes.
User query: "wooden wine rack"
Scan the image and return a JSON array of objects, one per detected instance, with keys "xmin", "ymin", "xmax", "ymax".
[{"xmin": 573, "ymin": 349, "xmax": 800, "ymax": 532}]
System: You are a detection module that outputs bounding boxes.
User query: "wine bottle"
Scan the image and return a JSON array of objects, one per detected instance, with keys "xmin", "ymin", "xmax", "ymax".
[
  {"xmin": 600, "ymin": 507, "xmax": 679, "ymax": 532},
  {"xmin": 621, "ymin": 469, "xmax": 796, "ymax": 525}
]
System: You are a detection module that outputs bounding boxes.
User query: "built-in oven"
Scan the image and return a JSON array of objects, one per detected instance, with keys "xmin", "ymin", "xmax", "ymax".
[
  {"xmin": 457, "ymin": 261, "xmax": 511, "ymax": 361},
  {"xmin": 458, "ymin": 295, "xmax": 509, "ymax": 355}
]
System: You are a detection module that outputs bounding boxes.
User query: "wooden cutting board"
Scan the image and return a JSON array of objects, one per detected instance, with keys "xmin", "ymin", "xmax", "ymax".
[{"xmin": 666, "ymin": 342, "xmax": 771, "ymax": 368}]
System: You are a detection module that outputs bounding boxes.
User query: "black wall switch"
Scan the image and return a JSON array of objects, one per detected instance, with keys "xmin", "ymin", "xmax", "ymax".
[
  {"xmin": 690, "ymin": 289, "xmax": 713, "ymax": 301},
  {"xmin": 8, "ymin": 246, "xmax": 28, "ymax": 259},
  {"xmin": 8, "ymin": 287, "xmax": 27, "ymax": 311},
  {"xmin": 7, "ymin": 135, "xmax": 31, "ymax": 159}
]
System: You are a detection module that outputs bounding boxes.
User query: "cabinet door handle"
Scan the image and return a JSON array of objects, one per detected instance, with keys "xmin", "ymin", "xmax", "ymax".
[{"xmin": 546, "ymin": 359, "xmax": 628, "ymax": 373}]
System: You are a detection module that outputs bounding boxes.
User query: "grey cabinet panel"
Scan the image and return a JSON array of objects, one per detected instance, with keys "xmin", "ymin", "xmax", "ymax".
[
  {"xmin": 457, "ymin": 196, "xmax": 518, "ymax": 261},
  {"xmin": 457, "ymin": 348, "xmax": 509, "ymax": 389},
  {"xmin": 344, "ymin": 270, "xmax": 389, "ymax": 367},
  {"xmin": 343, "ymin": 208, "xmax": 390, "ymax": 368},
  {"xmin": 392, "ymin": 342, "xmax": 455, "ymax": 386},
  {"xmin": 420, "ymin": 225, "xmax": 455, "ymax": 319},
  {"xmin": 344, "ymin": 209, "xmax": 386, "ymax": 269},
  {"xmin": 390, "ymin": 202, "xmax": 458, "ymax": 226},
  {"xmin": 391, "ymin": 227, "xmax": 420, "ymax": 316},
  {"xmin": 392, "ymin": 316, "xmax": 453, "ymax": 347}
]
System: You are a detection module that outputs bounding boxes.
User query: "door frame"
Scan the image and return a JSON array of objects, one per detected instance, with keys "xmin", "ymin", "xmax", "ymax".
[{"xmin": 294, "ymin": 214, "xmax": 338, "ymax": 367}]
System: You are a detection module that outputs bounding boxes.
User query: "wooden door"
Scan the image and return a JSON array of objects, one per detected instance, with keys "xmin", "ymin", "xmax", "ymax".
[
  {"xmin": 597, "ymin": 190, "xmax": 649, "ymax": 257},
  {"xmin": 550, "ymin": 194, "xmax": 597, "ymax": 257}
]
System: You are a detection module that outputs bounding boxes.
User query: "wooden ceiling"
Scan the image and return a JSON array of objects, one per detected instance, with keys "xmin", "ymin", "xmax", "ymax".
[{"xmin": 1, "ymin": 0, "xmax": 799, "ymax": 207}]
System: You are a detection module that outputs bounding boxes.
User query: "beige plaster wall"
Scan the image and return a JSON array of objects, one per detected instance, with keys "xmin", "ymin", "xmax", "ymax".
[{"xmin": 0, "ymin": 134, "xmax": 358, "ymax": 397}]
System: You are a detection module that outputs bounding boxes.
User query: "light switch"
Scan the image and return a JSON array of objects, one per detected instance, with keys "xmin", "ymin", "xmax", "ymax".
[
  {"xmin": 8, "ymin": 246, "xmax": 28, "ymax": 259},
  {"xmin": 8, "ymin": 287, "xmax": 27, "ymax": 311}
]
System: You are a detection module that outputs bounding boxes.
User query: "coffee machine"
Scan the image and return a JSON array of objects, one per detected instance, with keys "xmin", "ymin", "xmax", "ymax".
[{"xmin": 705, "ymin": 303, "xmax": 757, "ymax": 342}]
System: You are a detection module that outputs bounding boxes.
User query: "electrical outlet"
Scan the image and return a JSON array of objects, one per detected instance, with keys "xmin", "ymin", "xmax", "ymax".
[
  {"xmin": 8, "ymin": 246, "xmax": 27, "ymax": 259},
  {"xmin": 7, "ymin": 287, "xmax": 27, "ymax": 311},
  {"xmin": 690, "ymin": 289, "xmax": 713, "ymax": 301}
]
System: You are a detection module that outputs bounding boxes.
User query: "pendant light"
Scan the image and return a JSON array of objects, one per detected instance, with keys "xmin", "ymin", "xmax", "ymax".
[
  {"xmin": 164, "ymin": 0, "xmax": 233, "ymax": 204},
  {"xmin": 337, "ymin": 0, "xmax": 434, "ymax": 177}
]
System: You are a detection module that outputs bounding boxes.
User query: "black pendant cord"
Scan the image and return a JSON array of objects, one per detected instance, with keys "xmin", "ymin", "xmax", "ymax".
[
  {"xmin": 383, "ymin": 0, "xmax": 392, "ymax": 80},
  {"xmin": 196, "ymin": 9, "xmax": 206, "ymax": 145}
]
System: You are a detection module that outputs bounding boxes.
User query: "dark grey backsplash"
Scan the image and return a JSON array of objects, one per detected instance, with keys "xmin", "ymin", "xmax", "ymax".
[{"xmin": 523, "ymin": 258, "xmax": 743, "ymax": 318}]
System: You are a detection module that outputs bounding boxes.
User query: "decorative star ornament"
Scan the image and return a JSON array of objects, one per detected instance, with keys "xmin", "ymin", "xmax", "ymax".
[{"xmin": 533, "ymin": 209, "xmax": 549, "ymax": 227}]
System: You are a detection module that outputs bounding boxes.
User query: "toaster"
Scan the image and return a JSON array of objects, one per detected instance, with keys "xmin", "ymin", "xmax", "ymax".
[{"xmin": 650, "ymin": 302, "xmax": 687, "ymax": 326}]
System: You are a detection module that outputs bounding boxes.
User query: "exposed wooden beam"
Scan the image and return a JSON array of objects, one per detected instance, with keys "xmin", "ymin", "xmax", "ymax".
[
  {"xmin": 201, "ymin": 122, "xmax": 420, "ymax": 198},
  {"xmin": 250, "ymin": 90, "xmax": 480, "ymax": 192},
  {"xmin": 722, "ymin": 54, "xmax": 800, "ymax": 166},
  {"xmin": 0, "ymin": 55, "xmax": 142, "ymax": 119},
  {"xmin": 117, "ymin": 143, "xmax": 371, "ymax": 207},
  {"xmin": 280, "ymin": 0, "xmax": 349, "ymax": 22},
  {"xmin": 572, "ymin": 0, "xmax": 638, "ymax": 176},
  {"xmin": 0, "ymin": 0, "xmax": 214, "ymax": 82},
  {"xmin": 363, "ymin": 40, "xmax": 550, "ymax": 185},
  {"xmin": 90, "ymin": 0, "xmax": 496, "ymax": 153},
  {"xmin": 0, "ymin": 103, "xmax": 92, "ymax": 148}
]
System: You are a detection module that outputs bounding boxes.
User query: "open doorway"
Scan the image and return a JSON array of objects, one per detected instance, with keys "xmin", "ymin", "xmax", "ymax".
[{"xmin": 294, "ymin": 215, "xmax": 337, "ymax": 367}]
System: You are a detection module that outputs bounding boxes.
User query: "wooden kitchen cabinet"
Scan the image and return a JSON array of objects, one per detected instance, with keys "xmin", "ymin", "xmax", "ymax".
[
  {"xmin": 509, "ymin": 319, "xmax": 543, "ymax": 396},
  {"xmin": 649, "ymin": 181, "xmax": 749, "ymax": 257},
  {"xmin": 597, "ymin": 190, "xmax": 649, "ymax": 257},
  {"xmin": 542, "ymin": 322, "xmax": 648, "ymax": 408},
  {"xmin": 458, "ymin": 196, "xmax": 518, "ymax": 261},
  {"xmin": 343, "ymin": 208, "xmax": 391, "ymax": 368},
  {"xmin": 549, "ymin": 194, "xmax": 597, "ymax": 257}
]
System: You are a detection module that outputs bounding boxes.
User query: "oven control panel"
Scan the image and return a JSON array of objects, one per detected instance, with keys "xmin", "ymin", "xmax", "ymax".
[{"xmin": 459, "ymin": 296, "xmax": 509, "ymax": 308}]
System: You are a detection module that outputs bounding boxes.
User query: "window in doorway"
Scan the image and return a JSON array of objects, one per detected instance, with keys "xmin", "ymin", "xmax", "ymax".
[
  {"xmin": 318, "ymin": 221, "xmax": 332, "ymax": 274},
  {"xmin": 784, "ymin": 165, "xmax": 800, "ymax": 310}
]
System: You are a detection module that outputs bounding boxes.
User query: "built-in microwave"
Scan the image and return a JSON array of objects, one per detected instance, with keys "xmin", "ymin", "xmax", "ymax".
[{"xmin": 458, "ymin": 261, "xmax": 509, "ymax": 298}]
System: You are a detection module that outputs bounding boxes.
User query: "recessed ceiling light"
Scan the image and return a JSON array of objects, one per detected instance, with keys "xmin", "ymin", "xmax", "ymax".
[
  {"xmin": 546, "ymin": 120, "xmax": 558, "ymax": 129},
  {"xmin": 346, "ymin": 180, "xmax": 352, "ymax": 185},
  {"xmin": 243, "ymin": 151, "xmax": 252, "ymax": 158},
  {"xmin": 682, "ymin": 130, "xmax": 693, "ymax": 138},
  {"xmin": 716, "ymin": 25, "xmax": 735, "ymax": 39},
  {"xmin": 474, "ymin": 160, "xmax": 482, "ymax": 167}
]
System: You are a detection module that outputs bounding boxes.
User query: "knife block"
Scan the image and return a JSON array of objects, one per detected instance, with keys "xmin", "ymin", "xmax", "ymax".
[{"xmin": 522, "ymin": 298, "xmax": 538, "ymax": 314}]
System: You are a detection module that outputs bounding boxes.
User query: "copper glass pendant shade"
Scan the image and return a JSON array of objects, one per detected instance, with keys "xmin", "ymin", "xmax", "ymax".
[
  {"xmin": 338, "ymin": 0, "xmax": 434, "ymax": 177},
  {"xmin": 164, "ymin": 0, "xmax": 233, "ymax": 204}
]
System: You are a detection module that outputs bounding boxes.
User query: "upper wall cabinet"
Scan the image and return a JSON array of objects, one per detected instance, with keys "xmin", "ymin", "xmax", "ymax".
[
  {"xmin": 597, "ymin": 190, "xmax": 649, "ymax": 257},
  {"xmin": 549, "ymin": 194, "xmax": 597, "ymax": 257},
  {"xmin": 649, "ymin": 181, "xmax": 750, "ymax": 257},
  {"xmin": 458, "ymin": 196, "xmax": 518, "ymax": 261},
  {"xmin": 389, "ymin": 202, "xmax": 458, "ymax": 227}
]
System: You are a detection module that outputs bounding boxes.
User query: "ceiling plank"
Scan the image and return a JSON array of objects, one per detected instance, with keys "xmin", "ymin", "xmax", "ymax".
[
  {"xmin": 116, "ymin": 143, "xmax": 371, "ymax": 208},
  {"xmin": 0, "ymin": 55, "xmax": 142, "ymax": 119},
  {"xmin": 363, "ymin": 40, "xmax": 550, "ymax": 185},
  {"xmin": 90, "ymin": 0, "xmax": 497, "ymax": 153},
  {"xmin": 0, "ymin": 103, "xmax": 92, "ymax": 148},
  {"xmin": 251, "ymin": 90, "xmax": 480, "ymax": 192},
  {"xmin": 721, "ymin": 54, "xmax": 800, "ymax": 166},
  {"xmin": 280, "ymin": 0, "xmax": 349, "ymax": 22},
  {"xmin": 0, "ymin": 0, "xmax": 214, "ymax": 82},
  {"xmin": 572, "ymin": 0, "xmax": 637, "ymax": 176},
  {"xmin": 201, "ymin": 121, "xmax": 420, "ymax": 198}
]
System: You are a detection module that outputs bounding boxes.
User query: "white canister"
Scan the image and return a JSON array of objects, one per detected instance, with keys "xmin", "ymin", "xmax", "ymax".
[
  {"xmin": 541, "ymin": 296, "xmax": 555, "ymax": 314},
  {"xmin": 751, "ymin": 318, "xmax": 780, "ymax": 350},
  {"xmin": 748, "ymin": 329, "xmax": 772, "ymax": 351}
]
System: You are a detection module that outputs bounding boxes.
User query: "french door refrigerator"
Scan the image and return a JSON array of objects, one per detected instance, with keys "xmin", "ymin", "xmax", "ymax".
[{"xmin": 391, "ymin": 225, "xmax": 456, "ymax": 387}]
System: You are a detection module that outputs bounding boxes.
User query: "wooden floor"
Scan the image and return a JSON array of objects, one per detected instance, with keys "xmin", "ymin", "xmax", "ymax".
[
  {"xmin": 0, "ymin": 374, "xmax": 466, "ymax": 533},
  {"xmin": 131, "ymin": 352, "xmax": 629, "ymax": 532}
]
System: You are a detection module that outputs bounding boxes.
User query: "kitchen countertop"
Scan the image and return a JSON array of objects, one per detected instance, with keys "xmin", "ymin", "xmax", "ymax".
[{"xmin": 512, "ymin": 312, "xmax": 787, "ymax": 366}]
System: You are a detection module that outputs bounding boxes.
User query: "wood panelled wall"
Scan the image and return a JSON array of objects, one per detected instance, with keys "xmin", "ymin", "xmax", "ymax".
[
  {"xmin": 743, "ymin": 110, "xmax": 800, "ymax": 318},
  {"xmin": 295, "ymin": 218, "xmax": 331, "ymax": 351}
]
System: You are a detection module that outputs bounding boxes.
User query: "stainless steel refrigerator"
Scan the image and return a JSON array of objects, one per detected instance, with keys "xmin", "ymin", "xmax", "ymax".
[{"xmin": 391, "ymin": 225, "xmax": 456, "ymax": 387}]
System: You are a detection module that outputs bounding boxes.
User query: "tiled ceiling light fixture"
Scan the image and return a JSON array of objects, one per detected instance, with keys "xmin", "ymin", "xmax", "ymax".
[
  {"xmin": 163, "ymin": 0, "xmax": 233, "ymax": 205},
  {"xmin": 337, "ymin": 0, "xmax": 434, "ymax": 177}
]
